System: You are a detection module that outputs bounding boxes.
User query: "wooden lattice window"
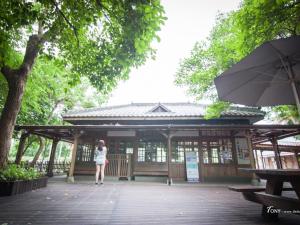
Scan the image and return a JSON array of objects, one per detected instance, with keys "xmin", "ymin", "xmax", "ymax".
[
  {"xmin": 201, "ymin": 139, "xmax": 233, "ymax": 164},
  {"xmin": 76, "ymin": 144, "xmax": 94, "ymax": 162},
  {"xmin": 171, "ymin": 141, "xmax": 199, "ymax": 163},
  {"xmin": 138, "ymin": 141, "xmax": 166, "ymax": 162}
]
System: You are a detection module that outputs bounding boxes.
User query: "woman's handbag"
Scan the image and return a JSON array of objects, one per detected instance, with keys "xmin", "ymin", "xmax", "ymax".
[{"xmin": 105, "ymin": 159, "xmax": 109, "ymax": 166}]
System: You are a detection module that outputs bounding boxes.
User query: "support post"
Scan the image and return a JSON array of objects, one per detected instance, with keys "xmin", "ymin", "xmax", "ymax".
[
  {"xmin": 167, "ymin": 134, "xmax": 172, "ymax": 185},
  {"xmin": 270, "ymin": 137, "xmax": 282, "ymax": 169},
  {"xmin": 254, "ymin": 149, "xmax": 260, "ymax": 169},
  {"xmin": 294, "ymin": 151, "xmax": 300, "ymax": 169},
  {"xmin": 47, "ymin": 138, "xmax": 59, "ymax": 177},
  {"xmin": 246, "ymin": 131, "xmax": 259, "ymax": 185},
  {"xmin": 260, "ymin": 150, "xmax": 265, "ymax": 169},
  {"xmin": 67, "ymin": 133, "xmax": 80, "ymax": 183},
  {"xmin": 230, "ymin": 133, "xmax": 238, "ymax": 175},
  {"xmin": 15, "ymin": 131, "xmax": 30, "ymax": 164}
]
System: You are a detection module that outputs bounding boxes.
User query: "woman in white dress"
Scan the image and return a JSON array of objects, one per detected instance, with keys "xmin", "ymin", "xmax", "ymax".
[{"xmin": 94, "ymin": 140, "xmax": 107, "ymax": 185}]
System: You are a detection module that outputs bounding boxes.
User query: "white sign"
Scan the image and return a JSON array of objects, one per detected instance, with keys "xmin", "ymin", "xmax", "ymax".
[{"xmin": 185, "ymin": 151, "xmax": 199, "ymax": 182}]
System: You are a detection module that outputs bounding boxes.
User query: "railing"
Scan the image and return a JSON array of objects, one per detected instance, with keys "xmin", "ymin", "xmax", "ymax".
[
  {"xmin": 74, "ymin": 154, "xmax": 132, "ymax": 178},
  {"xmin": 105, "ymin": 154, "xmax": 132, "ymax": 177},
  {"xmin": 22, "ymin": 161, "xmax": 71, "ymax": 174}
]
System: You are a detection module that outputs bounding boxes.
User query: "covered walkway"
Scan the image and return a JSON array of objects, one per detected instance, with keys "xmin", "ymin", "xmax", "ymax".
[{"xmin": 0, "ymin": 179, "xmax": 300, "ymax": 225}]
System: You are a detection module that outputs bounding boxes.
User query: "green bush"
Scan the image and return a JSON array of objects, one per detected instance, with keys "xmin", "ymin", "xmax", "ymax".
[{"xmin": 0, "ymin": 164, "xmax": 42, "ymax": 182}]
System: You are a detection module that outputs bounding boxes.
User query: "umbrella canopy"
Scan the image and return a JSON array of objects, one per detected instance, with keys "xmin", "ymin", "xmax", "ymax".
[{"xmin": 214, "ymin": 36, "xmax": 300, "ymax": 114}]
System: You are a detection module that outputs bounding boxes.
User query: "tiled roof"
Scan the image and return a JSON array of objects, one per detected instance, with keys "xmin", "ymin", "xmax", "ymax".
[{"xmin": 63, "ymin": 102, "xmax": 264, "ymax": 119}]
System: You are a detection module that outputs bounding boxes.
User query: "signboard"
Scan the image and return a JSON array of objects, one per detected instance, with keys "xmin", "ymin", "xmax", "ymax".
[
  {"xmin": 235, "ymin": 138, "xmax": 250, "ymax": 165},
  {"xmin": 185, "ymin": 151, "xmax": 199, "ymax": 182}
]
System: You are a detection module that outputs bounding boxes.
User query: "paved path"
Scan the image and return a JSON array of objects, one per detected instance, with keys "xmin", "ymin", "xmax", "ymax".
[{"xmin": 0, "ymin": 181, "xmax": 299, "ymax": 225}]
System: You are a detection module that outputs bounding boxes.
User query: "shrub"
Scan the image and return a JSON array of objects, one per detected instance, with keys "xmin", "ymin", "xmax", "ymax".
[{"xmin": 0, "ymin": 164, "xmax": 42, "ymax": 182}]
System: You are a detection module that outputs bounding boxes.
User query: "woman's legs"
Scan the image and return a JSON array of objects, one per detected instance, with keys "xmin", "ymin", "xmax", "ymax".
[
  {"xmin": 100, "ymin": 164, "xmax": 106, "ymax": 183},
  {"xmin": 95, "ymin": 164, "xmax": 100, "ymax": 183}
]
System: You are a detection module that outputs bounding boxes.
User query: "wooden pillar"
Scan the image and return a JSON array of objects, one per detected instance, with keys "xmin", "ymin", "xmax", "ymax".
[
  {"xmin": 294, "ymin": 151, "xmax": 300, "ymax": 169},
  {"xmin": 132, "ymin": 136, "xmax": 138, "ymax": 180},
  {"xmin": 260, "ymin": 150, "xmax": 265, "ymax": 169},
  {"xmin": 47, "ymin": 138, "xmax": 59, "ymax": 177},
  {"xmin": 230, "ymin": 133, "xmax": 238, "ymax": 175},
  {"xmin": 246, "ymin": 133, "xmax": 256, "ymax": 169},
  {"xmin": 270, "ymin": 137, "xmax": 282, "ymax": 169},
  {"xmin": 198, "ymin": 137, "xmax": 204, "ymax": 182},
  {"xmin": 15, "ymin": 131, "xmax": 30, "ymax": 164},
  {"xmin": 254, "ymin": 149, "xmax": 260, "ymax": 169},
  {"xmin": 67, "ymin": 133, "xmax": 80, "ymax": 183},
  {"xmin": 167, "ymin": 134, "xmax": 172, "ymax": 185},
  {"xmin": 246, "ymin": 131, "xmax": 259, "ymax": 184}
]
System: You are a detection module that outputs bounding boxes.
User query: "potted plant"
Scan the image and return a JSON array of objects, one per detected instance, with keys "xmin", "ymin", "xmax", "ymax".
[{"xmin": 0, "ymin": 164, "xmax": 48, "ymax": 196}]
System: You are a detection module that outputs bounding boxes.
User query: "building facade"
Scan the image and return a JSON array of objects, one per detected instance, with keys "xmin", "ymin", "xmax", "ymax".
[{"xmin": 62, "ymin": 103, "xmax": 265, "ymax": 182}]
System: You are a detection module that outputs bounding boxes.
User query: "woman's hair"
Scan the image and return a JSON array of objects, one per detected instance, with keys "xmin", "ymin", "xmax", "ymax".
[{"xmin": 97, "ymin": 139, "xmax": 105, "ymax": 151}]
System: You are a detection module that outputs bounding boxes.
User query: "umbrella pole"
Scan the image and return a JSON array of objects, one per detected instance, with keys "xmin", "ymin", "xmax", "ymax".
[
  {"xmin": 287, "ymin": 64, "xmax": 300, "ymax": 116},
  {"xmin": 290, "ymin": 80, "xmax": 300, "ymax": 116}
]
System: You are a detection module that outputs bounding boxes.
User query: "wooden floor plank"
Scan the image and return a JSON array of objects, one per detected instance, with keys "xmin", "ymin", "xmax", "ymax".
[{"xmin": 0, "ymin": 180, "xmax": 299, "ymax": 225}]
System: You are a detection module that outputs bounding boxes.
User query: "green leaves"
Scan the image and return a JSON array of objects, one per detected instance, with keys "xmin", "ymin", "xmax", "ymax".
[
  {"xmin": 0, "ymin": 164, "xmax": 41, "ymax": 182},
  {"xmin": 175, "ymin": 0, "xmax": 300, "ymax": 120},
  {"xmin": 204, "ymin": 101, "xmax": 230, "ymax": 120}
]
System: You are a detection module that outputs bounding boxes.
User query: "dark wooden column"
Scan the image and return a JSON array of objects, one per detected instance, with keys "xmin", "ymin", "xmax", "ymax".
[
  {"xmin": 294, "ymin": 151, "xmax": 300, "ymax": 169},
  {"xmin": 167, "ymin": 134, "xmax": 172, "ymax": 185},
  {"xmin": 260, "ymin": 150, "xmax": 265, "ymax": 169},
  {"xmin": 67, "ymin": 133, "xmax": 80, "ymax": 183},
  {"xmin": 270, "ymin": 137, "xmax": 282, "ymax": 169},
  {"xmin": 15, "ymin": 131, "xmax": 30, "ymax": 164},
  {"xmin": 47, "ymin": 138, "xmax": 59, "ymax": 177},
  {"xmin": 198, "ymin": 136, "xmax": 204, "ymax": 182},
  {"xmin": 132, "ymin": 136, "xmax": 138, "ymax": 180},
  {"xmin": 246, "ymin": 131, "xmax": 259, "ymax": 184},
  {"xmin": 230, "ymin": 132, "xmax": 238, "ymax": 175},
  {"xmin": 254, "ymin": 149, "xmax": 260, "ymax": 169}
]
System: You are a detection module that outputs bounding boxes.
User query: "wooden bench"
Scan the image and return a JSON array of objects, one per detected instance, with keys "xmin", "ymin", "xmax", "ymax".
[
  {"xmin": 242, "ymin": 192, "xmax": 300, "ymax": 212},
  {"xmin": 133, "ymin": 171, "xmax": 168, "ymax": 176},
  {"xmin": 228, "ymin": 185, "xmax": 294, "ymax": 193}
]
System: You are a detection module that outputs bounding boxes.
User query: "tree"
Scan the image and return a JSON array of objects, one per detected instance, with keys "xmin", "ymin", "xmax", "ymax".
[
  {"xmin": 0, "ymin": 0, "xmax": 166, "ymax": 168},
  {"xmin": 175, "ymin": 0, "xmax": 300, "ymax": 119}
]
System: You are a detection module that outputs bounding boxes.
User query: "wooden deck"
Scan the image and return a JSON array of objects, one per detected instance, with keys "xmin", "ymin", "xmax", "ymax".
[{"xmin": 0, "ymin": 179, "xmax": 300, "ymax": 225}]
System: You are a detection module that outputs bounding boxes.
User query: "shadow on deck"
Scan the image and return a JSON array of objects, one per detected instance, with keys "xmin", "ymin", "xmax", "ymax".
[{"xmin": 0, "ymin": 177, "xmax": 299, "ymax": 225}]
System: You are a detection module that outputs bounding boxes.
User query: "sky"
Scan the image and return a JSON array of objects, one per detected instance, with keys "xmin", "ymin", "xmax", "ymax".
[{"xmin": 105, "ymin": 0, "xmax": 241, "ymax": 106}]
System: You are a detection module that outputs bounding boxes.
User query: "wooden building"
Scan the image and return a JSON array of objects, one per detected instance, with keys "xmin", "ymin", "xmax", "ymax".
[{"xmin": 15, "ymin": 103, "xmax": 300, "ymax": 183}]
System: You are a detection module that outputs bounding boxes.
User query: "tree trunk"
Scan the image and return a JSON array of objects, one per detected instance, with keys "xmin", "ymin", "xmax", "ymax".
[
  {"xmin": 0, "ymin": 75, "xmax": 27, "ymax": 167},
  {"xmin": 15, "ymin": 132, "xmax": 30, "ymax": 164},
  {"xmin": 0, "ymin": 34, "xmax": 43, "ymax": 168},
  {"xmin": 30, "ymin": 136, "xmax": 45, "ymax": 167}
]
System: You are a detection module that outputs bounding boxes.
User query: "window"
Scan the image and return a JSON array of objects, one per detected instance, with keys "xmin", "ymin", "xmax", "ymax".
[
  {"xmin": 171, "ymin": 141, "xmax": 199, "ymax": 163},
  {"xmin": 119, "ymin": 141, "xmax": 134, "ymax": 154},
  {"xmin": 138, "ymin": 141, "xmax": 166, "ymax": 162},
  {"xmin": 76, "ymin": 144, "xmax": 94, "ymax": 162},
  {"xmin": 201, "ymin": 139, "xmax": 233, "ymax": 164},
  {"xmin": 202, "ymin": 141, "xmax": 209, "ymax": 164},
  {"xmin": 108, "ymin": 140, "xmax": 134, "ymax": 154}
]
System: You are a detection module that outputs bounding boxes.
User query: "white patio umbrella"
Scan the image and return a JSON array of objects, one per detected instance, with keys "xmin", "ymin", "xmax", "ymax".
[{"xmin": 214, "ymin": 36, "xmax": 300, "ymax": 115}]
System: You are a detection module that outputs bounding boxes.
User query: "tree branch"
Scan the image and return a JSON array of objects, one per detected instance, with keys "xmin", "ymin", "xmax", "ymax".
[
  {"xmin": 95, "ymin": 0, "xmax": 115, "ymax": 30},
  {"xmin": 51, "ymin": 0, "xmax": 79, "ymax": 46},
  {"xmin": 19, "ymin": 34, "xmax": 44, "ymax": 78}
]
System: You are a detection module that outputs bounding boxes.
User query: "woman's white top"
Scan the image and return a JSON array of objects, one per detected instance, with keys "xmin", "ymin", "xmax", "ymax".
[{"xmin": 94, "ymin": 146, "xmax": 107, "ymax": 165}]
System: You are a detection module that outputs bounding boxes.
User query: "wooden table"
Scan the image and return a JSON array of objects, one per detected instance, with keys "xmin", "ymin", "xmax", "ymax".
[{"xmin": 238, "ymin": 168, "xmax": 300, "ymax": 220}]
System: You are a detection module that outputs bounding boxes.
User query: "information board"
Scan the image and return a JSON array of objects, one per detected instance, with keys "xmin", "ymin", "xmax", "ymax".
[{"xmin": 185, "ymin": 151, "xmax": 199, "ymax": 182}]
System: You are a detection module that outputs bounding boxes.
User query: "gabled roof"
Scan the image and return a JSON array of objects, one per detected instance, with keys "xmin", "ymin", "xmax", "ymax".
[{"xmin": 63, "ymin": 102, "xmax": 264, "ymax": 120}]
